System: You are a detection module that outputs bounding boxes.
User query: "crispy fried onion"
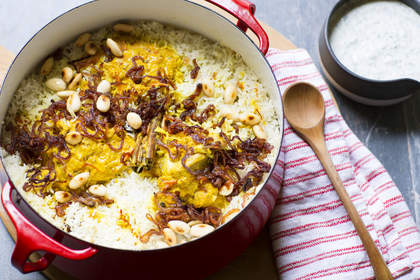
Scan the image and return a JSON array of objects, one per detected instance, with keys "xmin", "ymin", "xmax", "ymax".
[
  {"xmin": 126, "ymin": 56, "xmax": 145, "ymax": 84},
  {"xmin": 164, "ymin": 115, "xmax": 222, "ymax": 149},
  {"xmin": 154, "ymin": 191, "xmax": 222, "ymax": 228},
  {"xmin": 76, "ymin": 89, "xmax": 129, "ymax": 148},
  {"xmin": 146, "ymin": 68, "xmax": 176, "ymax": 89},
  {"xmin": 213, "ymin": 132, "xmax": 273, "ymax": 196},
  {"xmin": 190, "ymin": 58, "xmax": 200, "ymax": 79},
  {"xmin": 134, "ymin": 87, "xmax": 171, "ymax": 135},
  {"xmin": 101, "ymin": 42, "xmax": 114, "ymax": 62},
  {"xmin": 54, "ymin": 191, "xmax": 114, "ymax": 217},
  {"xmin": 23, "ymin": 165, "xmax": 56, "ymax": 195},
  {"xmin": 2, "ymin": 86, "xmax": 133, "ymax": 194},
  {"xmin": 162, "ymin": 115, "xmax": 273, "ymax": 197},
  {"xmin": 180, "ymin": 83, "xmax": 202, "ymax": 121},
  {"xmin": 179, "ymin": 84, "xmax": 216, "ymax": 123},
  {"xmin": 71, "ymin": 55, "xmax": 99, "ymax": 72},
  {"xmin": 4, "ymin": 105, "xmax": 71, "ymax": 166},
  {"xmin": 156, "ymin": 139, "xmax": 186, "ymax": 160}
]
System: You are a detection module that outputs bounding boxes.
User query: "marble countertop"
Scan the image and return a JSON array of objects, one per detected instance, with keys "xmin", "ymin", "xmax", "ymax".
[{"xmin": 1, "ymin": 0, "xmax": 419, "ymax": 279}]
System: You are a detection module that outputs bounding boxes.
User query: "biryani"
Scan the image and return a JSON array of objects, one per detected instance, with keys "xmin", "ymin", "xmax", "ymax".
[{"xmin": 0, "ymin": 21, "xmax": 280, "ymax": 250}]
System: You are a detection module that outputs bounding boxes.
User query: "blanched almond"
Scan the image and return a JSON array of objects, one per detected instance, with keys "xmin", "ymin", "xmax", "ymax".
[
  {"xmin": 69, "ymin": 172, "xmax": 90, "ymax": 190},
  {"xmin": 219, "ymin": 180, "xmax": 234, "ymax": 196},
  {"xmin": 66, "ymin": 91, "xmax": 81, "ymax": 117},
  {"xmin": 223, "ymin": 111, "xmax": 241, "ymax": 122},
  {"xmin": 190, "ymin": 224, "xmax": 215, "ymax": 238},
  {"xmin": 62, "ymin": 67, "xmax": 74, "ymax": 84},
  {"xmin": 84, "ymin": 41, "xmax": 97, "ymax": 56},
  {"xmin": 163, "ymin": 228, "xmax": 177, "ymax": 246},
  {"xmin": 97, "ymin": 80, "xmax": 111, "ymax": 93},
  {"xmin": 113, "ymin": 23, "xmax": 134, "ymax": 33},
  {"xmin": 187, "ymin": 220, "xmax": 202, "ymax": 227},
  {"xmin": 54, "ymin": 191, "xmax": 71, "ymax": 203},
  {"xmin": 57, "ymin": 90, "xmax": 76, "ymax": 99},
  {"xmin": 168, "ymin": 220, "xmax": 190, "ymax": 235},
  {"xmin": 240, "ymin": 112, "xmax": 261, "ymax": 126},
  {"xmin": 106, "ymin": 38, "xmax": 123, "ymax": 57},
  {"xmin": 89, "ymin": 184, "xmax": 107, "ymax": 197},
  {"xmin": 126, "ymin": 112, "xmax": 142, "ymax": 129},
  {"xmin": 75, "ymin": 32, "xmax": 91, "ymax": 47},
  {"xmin": 253, "ymin": 125, "xmax": 266, "ymax": 139},
  {"xmin": 40, "ymin": 57, "xmax": 54, "ymax": 76},
  {"xmin": 96, "ymin": 95, "xmax": 111, "ymax": 113},
  {"xmin": 224, "ymin": 83, "xmax": 237, "ymax": 104},
  {"xmin": 45, "ymin": 78, "xmax": 66, "ymax": 91},
  {"xmin": 68, "ymin": 73, "xmax": 82, "ymax": 90},
  {"xmin": 65, "ymin": 131, "xmax": 82, "ymax": 145}
]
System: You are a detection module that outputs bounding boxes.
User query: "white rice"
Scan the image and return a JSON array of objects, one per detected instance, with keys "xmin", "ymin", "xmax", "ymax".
[{"xmin": 1, "ymin": 21, "xmax": 280, "ymax": 250}]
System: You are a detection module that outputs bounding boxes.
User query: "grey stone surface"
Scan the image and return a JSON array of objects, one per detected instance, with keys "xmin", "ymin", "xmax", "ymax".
[{"xmin": 0, "ymin": 0, "xmax": 418, "ymax": 279}]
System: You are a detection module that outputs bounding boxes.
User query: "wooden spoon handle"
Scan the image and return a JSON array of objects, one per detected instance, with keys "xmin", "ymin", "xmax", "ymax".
[{"xmin": 308, "ymin": 133, "xmax": 394, "ymax": 280}]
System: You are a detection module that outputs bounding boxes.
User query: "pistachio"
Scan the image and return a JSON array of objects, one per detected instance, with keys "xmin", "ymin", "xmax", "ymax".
[
  {"xmin": 240, "ymin": 112, "xmax": 261, "ymax": 126},
  {"xmin": 62, "ymin": 67, "xmax": 74, "ymax": 84},
  {"xmin": 190, "ymin": 224, "xmax": 215, "ymax": 238},
  {"xmin": 40, "ymin": 57, "xmax": 54, "ymax": 76},
  {"xmin": 65, "ymin": 131, "xmax": 82, "ymax": 145},
  {"xmin": 66, "ymin": 91, "xmax": 81, "ymax": 117},
  {"xmin": 54, "ymin": 191, "xmax": 71, "ymax": 203},
  {"xmin": 113, "ymin": 23, "xmax": 134, "ymax": 33},
  {"xmin": 168, "ymin": 220, "xmax": 190, "ymax": 235},
  {"xmin": 96, "ymin": 80, "xmax": 111, "ymax": 93},
  {"xmin": 84, "ymin": 41, "xmax": 97, "ymax": 56},
  {"xmin": 89, "ymin": 184, "xmax": 107, "ymax": 197},
  {"xmin": 163, "ymin": 228, "xmax": 177, "ymax": 246},
  {"xmin": 75, "ymin": 32, "xmax": 91, "ymax": 47},
  {"xmin": 106, "ymin": 38, "xmax": 123, "ymax": 57},
  {"xmin": 224, "ymin": 83, "xmax": 237, "ymax": 104},
  {"xmin": 96, "ymin": 95, "xmax": 111, "ymax": 113},
  {"xmin": 68, "ymin": 73, "xmax": 82, "ymax": 90},
  {"xmin": 253, "ymin": 125, "xmax": 267, "ymax": 139},
  {"xmin": 45, "ymin": 78, "xmax": 66, "ymax": 91},
  {"xmin": 69, "ymin": 172, "xmax": 90, "ymax": 190},
  {"xmin": 219, "ymin": 180, "xmax": 234, "ymax": 196},
  {"xmin": 126, "ymin": 112, "xmax": 142, "ymax": 130}
]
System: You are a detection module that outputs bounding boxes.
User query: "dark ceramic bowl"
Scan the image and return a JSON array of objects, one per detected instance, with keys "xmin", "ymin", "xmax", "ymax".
[{"xmin": 319, "ymin": 0, "xmax": 420, "ymax": 106}]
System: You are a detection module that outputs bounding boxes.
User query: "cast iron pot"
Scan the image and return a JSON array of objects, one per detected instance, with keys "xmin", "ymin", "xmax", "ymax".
[
  {"xmin": 319, "ymin": 0, "xmax": 420, "ymax": 106},
  {"xmin": 0, "ymin": 0, "xmax": 284, "ymax": 279}
]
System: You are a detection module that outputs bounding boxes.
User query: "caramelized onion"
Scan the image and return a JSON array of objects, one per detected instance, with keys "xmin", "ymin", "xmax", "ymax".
[
  {"xmin": 154, "ymin": 192, "xmax": 223, "ymax": 228},
  {"xmin": 190, "ymin": 58, "xmax": 200, "ymax": 79}
]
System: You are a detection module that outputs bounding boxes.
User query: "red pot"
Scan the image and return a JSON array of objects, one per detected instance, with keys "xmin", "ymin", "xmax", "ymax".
[{"xmin": 0, "ymin": 0, "xmax": 283, "ymax": 279}]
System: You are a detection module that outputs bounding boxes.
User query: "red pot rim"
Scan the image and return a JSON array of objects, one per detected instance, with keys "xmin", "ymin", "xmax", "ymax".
[{"xmin": 0, "ymin": 0, "xmax": 284, "ymax": 269}]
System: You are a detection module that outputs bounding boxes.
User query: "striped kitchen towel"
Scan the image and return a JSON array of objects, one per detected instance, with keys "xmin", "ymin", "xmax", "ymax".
[{"xmin": 266, "ymin": 48, "xmax": 420, "ymax": 280}]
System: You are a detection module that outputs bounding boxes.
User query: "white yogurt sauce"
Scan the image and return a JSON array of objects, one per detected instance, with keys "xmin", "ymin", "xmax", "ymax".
[{"xmin": 329, "ymin": 0, "xmax": 420, "ymax": 81}]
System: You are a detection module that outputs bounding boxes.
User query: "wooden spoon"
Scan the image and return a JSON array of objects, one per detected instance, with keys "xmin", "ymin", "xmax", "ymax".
[{"xmin": 282, "ymin": 82, "xmax": 394, "ymax": 280}]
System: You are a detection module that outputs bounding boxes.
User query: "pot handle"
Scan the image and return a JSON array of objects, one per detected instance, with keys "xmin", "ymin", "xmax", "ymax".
[
  {"xmin": 1, "ymin": 181, "xmax": 97, "ymax": 273},
  {"xmin": 205, "ymin": 0, "xmax": 269, "ymax": 55}
]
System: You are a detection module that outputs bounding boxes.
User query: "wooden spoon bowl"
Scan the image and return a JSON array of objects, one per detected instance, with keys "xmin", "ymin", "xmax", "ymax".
[
  {"xmin": 283, "ymin": 82, "xmax": 394, "ymax": 280},
  {"xmin": 283, "ymin": 82, "xmax": 325, "ymax": 129}
]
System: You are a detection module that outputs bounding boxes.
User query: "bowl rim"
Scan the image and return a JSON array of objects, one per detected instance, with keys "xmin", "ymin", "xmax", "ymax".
[
  {"xmin": 0, "ymin": 0, "xmax": 284, "ymax": 253},
  {"xmin": 323, "ymin": 0, "xmax": 420, "ymax": 85}
]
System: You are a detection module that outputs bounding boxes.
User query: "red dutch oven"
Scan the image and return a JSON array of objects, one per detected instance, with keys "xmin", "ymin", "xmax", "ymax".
[{"xmin": 0, "ymin": 0, "xmax": 284, "ymax": 279}]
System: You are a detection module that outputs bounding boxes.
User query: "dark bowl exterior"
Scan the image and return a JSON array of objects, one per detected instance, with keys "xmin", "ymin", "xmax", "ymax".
[{"xmin": 319, "ymin": 0, "xmax": 420, "ymax": 105}]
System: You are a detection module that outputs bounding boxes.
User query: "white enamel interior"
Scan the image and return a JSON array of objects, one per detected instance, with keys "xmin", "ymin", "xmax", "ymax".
[{"xmin": 0, "ymin": 0, "xmax": 283, "ymax": 193}]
